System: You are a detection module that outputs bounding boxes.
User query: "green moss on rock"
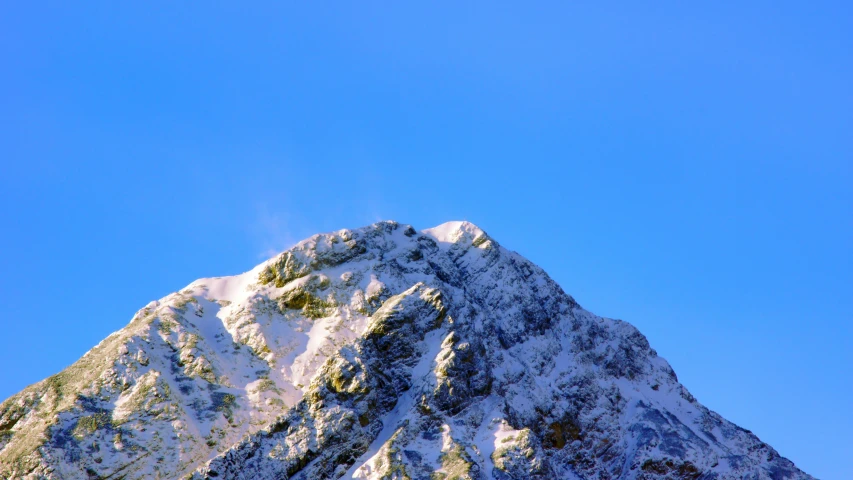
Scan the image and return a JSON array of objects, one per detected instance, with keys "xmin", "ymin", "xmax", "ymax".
[
  {"xmin": 640, "ymin": 458, "xmax": 702, "ymax": 479},
  {"xmin": 543, "ymin": 416, "xmax": 581, "ymax": 449},
  {"xmin": 277, "ymin": 287, "xmax": 336, "ymax": 319},
  {"xmin": 72, "ymin": 412, "xmax": 111, "ymax": 440},
  {"xmin": 259, "ymin": 252, "xmax": 310, "ymax": 288},
  {"xmin": 436, "ymin": 443, "xmax": 476, "ymax": 480}
]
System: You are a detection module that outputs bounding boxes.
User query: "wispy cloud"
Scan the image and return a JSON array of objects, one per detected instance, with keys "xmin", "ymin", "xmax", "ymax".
[
  {"xmin": 250, "ymin": 204, "xmax": 304, "ymax": 260},
  {"xmin": 246, "ymin": 180, "xmax": 394, "ymax": 261}
]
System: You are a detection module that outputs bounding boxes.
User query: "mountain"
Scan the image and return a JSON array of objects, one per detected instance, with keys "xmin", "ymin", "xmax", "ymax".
[{"xmin": 0, "ymin": 221, "xmax": 813, "ymax": 479}]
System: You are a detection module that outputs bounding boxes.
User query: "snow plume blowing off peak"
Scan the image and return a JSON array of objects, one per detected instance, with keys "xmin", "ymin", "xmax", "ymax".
[{"xmin": 0, "ymin": 221, "xmax": 813, "ymax": 479}]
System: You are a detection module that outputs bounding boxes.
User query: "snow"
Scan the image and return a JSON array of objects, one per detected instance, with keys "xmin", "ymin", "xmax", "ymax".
[
  {"xmin": 192, "ymin": 264, "xmax": 265, "ymax": 304},
  {"xmin": 289, "ymin": 315, "xmax": 342, "ymax": 390},
  {"xmin": 421, "ymin": 220, "xmax": 485, "ymax": 247}
]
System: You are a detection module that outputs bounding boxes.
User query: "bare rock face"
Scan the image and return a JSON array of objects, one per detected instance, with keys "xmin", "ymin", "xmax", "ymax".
[{"xmin": 0, "ymin": 221, "xmax": 813, "ymax": 480}]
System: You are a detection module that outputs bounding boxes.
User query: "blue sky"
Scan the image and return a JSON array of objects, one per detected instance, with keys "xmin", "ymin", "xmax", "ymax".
[{"xmin": 1, "ymin": 2, "xmax": 850, "ymax": 477}]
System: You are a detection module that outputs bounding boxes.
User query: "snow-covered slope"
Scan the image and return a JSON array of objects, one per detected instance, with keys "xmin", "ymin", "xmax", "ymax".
[{"xmin": 0, "ymin": 221, "xmax": 813, "ymax": 479}]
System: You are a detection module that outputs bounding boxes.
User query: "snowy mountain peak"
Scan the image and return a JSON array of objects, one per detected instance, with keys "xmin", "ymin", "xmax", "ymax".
[
  {"xmin": 0, "ymin": 221, "xmax": 813, "ymax": 479},
  {"xmin": 421, "ymin": 220, "xmax": 490, "ymax": 247}
]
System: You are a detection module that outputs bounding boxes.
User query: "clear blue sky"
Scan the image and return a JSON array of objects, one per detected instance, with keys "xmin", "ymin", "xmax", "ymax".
[{"xmin": 1, "ymin": 2, "xmax": 850, "ymax": 478}]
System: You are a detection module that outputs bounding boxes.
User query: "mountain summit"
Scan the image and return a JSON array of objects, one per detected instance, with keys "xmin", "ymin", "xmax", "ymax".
[{"xmin": 0, "ymin": 221, "xmax": 812, "ymax": 479}]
